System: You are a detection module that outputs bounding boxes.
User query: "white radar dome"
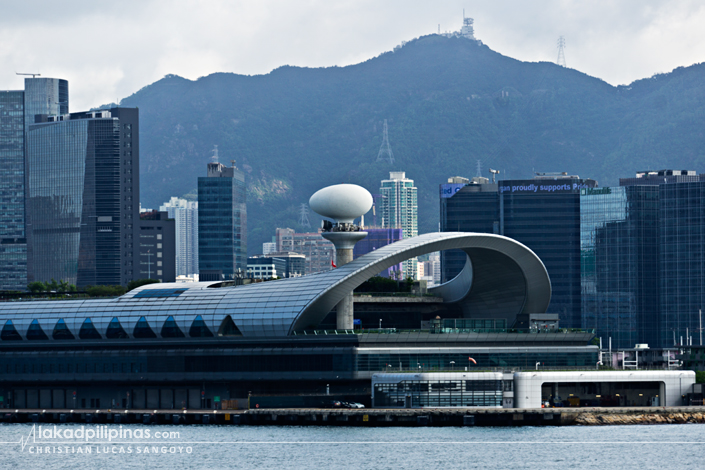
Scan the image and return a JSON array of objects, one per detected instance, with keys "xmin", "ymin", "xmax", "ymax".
[{"xmin": 309, "ymin": 184, "xmax": 373, "ymax": 224}]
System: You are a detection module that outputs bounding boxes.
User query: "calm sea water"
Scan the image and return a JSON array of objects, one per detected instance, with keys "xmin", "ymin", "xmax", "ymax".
[{"xmin": 0, "ymin": 422, "xmax": 703, "ymax": 469}]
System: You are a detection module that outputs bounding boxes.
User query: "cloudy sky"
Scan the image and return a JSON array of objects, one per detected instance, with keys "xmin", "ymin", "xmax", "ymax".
[{"xmin": 1, "ymin": 0, "xmax": 704, "ymax": 111}]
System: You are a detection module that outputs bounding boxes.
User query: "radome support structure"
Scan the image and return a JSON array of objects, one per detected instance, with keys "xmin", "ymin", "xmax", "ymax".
[
  {"xmin": 376, "ymin": 120, "xmax": 395, "ymax": 165},
  {"xmin": 309, "ymin": 184, "xmax": 373, "ymax": 330}
]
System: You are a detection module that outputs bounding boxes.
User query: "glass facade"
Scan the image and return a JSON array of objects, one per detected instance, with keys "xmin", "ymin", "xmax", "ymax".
[
  {"xmin": 26, "ymin": 112, "xmax": 133, "ymax": 287},
  {"xmin": 659, "ymin": 182, "xmax": 705, "ymax": 347},
  {"xmin": 0, "ymin": 91, "xmax": 27, "ymax": 290},
  {"xmin": 0, "ymin": 79, "xmax": 68, "ymax": 291},
  {"xmin": 440, "ymin": 178, "xmax": 596, "ymax": 328},
  {"xmin": 580, "ymin": 186, "xmax": 660, "ymax": 348},
  {"xmin": 198, "ymin": 163, "xmax": 247, "ymax": 280},
  {"xmin": 373, "ymin": 378, "xmax": 503, "ymax": 408},
  {"xmin": 440, "ymin": 183, "xmax": 499, "ymax": 283}
]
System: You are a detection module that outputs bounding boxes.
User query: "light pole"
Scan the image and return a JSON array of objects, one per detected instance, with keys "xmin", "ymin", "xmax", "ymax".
[
  {"xmin": 535, "ymin": 361, "xmax": 540, "ymax": 371},
  {"xmin": 450, "ymin": 361, "xmax": 455, "ymax": 371},
  {"xmin": 379, "ymin": 319, "xmax": 382, "ymax": 330}
]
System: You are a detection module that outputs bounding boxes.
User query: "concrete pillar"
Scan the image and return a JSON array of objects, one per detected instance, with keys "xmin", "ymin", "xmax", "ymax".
[
  {"xmin": 321, "ymin": 231, "xmax": 367, "ymax": 331},
  {"xmin": 335, "ymin": 247, "xmax": 354, "ymax": 330}
]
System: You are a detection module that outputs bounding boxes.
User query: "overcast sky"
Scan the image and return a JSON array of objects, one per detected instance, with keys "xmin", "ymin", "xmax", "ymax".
[{"xmin": 1, "ymin": 0, "xmax": 704, "ymax": 111}]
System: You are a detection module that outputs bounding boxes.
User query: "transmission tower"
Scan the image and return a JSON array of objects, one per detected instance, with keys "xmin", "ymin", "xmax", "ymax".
[
  {"xmin": 476, "ymin": 160, "xmax": 482, "ymax": 178},
  {"xmin": 376, "ymin": 119, "xmax": 395, "ymax": 164},
  {"xmin": 298, "ymin": 203, "xmax": 311, "ymax": 228},
  {"xmin": 557, "ymin": 36, "xmax": 566, "ymax": 67}
]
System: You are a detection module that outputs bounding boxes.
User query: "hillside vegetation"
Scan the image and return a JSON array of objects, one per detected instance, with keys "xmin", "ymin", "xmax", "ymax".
[{"xmin": 121, "ymin": 34, "xmax": 705, "ymax": 254}]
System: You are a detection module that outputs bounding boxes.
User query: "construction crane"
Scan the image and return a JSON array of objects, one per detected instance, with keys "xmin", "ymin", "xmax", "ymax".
[{"xmin": 16, "ymin": 72, "xmax": 41, "ymax": 78}]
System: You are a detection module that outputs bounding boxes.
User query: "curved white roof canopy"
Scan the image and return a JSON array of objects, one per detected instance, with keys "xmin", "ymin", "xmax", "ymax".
[{"xmin": 0, "ymin": 232, "xmax": 550, "ymax": 339}]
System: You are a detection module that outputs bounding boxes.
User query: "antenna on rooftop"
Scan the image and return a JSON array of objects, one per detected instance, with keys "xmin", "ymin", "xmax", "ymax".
[
  {"xmin": 557, "ymin": 36, "xmax": 566, "ymax": 67},
  {"xmin": 16, "ymin": 72, "xmax": 41, "ymax": 78},
  {"xmin": 376, "ymin": 119, "xmax": 395, "ymax": 165},
  {"xmin": 489, "ymin": 168, "xmax": 500, "ymax": 184}
]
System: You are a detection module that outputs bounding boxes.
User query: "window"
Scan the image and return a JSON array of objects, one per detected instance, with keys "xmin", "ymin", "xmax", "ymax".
[
  {"xmin": 1, "ymin": 320, "xmax": 22, "ymax": 341},
  {"xmin": 27, "ymin": 319, "xmax": 49, "ymax": 340},
  {"xmin": 52, "ymin": 319, "xmax": 75, "ymax": 340},
  {"xmin": 189, "ymin": 315, "xmax": 214, "ymax": 338},
  {"xmin": 79, "ymin": 318, "xmax": 102, "ymax": 340},
  {"xmin": 133, "ymin": 316, "xmax": 157, "ymax": 338},
  {"xmin": 106, "ymin": 317, "xmax": 129, "ymax": 339},
  {"xmin": 157, "ymin": 234, "xmax": 162, "ymax": 240},
  {"xmin": 161, "ymin": 315, "xmax": 185, "ymax": 338}
]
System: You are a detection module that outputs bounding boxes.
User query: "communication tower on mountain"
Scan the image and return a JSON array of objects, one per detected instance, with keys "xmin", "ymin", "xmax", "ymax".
[
  {"xmin": 376, "ymin": 119, "xmax": 395, "ymax": 165},
  {"xmin": 461, "ymin": 10, "xmax": 475, "ymax": 40},
  {"xmin": 211, "ymin": 145, "xmax": 219, "ymax": 162},
  {"xmin": 476, "ymin": 160, "xmax": 482, "ymax": 178},
  {"xmin": 557, "ymin": 36, "xmax": 566, "ymax": 67},
  {"xmin": 298, "ymin": 203, "xmax": 311, "ymax": 228}
]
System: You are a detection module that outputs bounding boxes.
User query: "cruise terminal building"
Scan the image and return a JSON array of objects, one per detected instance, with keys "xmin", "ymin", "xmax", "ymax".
[{"xmin": 0, "ymin": 231, "xmax": 676, "ymax": 410}]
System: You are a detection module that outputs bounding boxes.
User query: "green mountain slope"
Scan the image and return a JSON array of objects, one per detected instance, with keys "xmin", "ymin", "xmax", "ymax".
[{"xmin": 120, "ymin": 34, "xmax": 705, "ymax": 254}]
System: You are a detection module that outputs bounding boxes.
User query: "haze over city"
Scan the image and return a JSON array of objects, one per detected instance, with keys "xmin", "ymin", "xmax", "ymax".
[{"xmin": 1, "ymin": 0, "xmax": 704, "ymax": 111}]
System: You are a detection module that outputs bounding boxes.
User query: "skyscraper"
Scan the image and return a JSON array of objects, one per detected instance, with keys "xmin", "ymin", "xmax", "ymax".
[
  {"xmin": 198, "ymin": 160, "xmax": 247, "ymax": 281},
  {"xmin": 25, "ymin": 107, "xmax": 140, "ymax": 287},
  {"xmin": 160, "ymin": 197, "xmax": 199, "ymax": 276},
  {"xmin": 0, "ymin": 78, "xmax": 68, "ymax": 291},
  {"xmin": 440, "ymin": 173, "xmax": 597, "ymax": 330},
  {"xmin": 379, "ymin": 171, "xmax": 418, "ymax": 279}
]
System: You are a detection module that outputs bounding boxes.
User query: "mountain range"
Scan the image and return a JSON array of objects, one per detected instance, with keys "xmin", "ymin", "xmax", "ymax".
[{"xmin": 119, "ymin": 34, "xmax": 705, "ymax": 254}]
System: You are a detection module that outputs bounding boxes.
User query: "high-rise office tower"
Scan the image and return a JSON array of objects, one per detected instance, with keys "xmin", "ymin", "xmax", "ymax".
[
  {"xmin": 0, "ymin": 78, "xmax": 68, "ymax": 291},
  {"xmin": 160, "ymin": 197, "xmax": 199, "ymax": 276},
  {"xmin": 580, "ymin": 185, "xmax": 660, "ymax": 348},
  {"xmin": 25, "ymin": 107, "xmax": 140, "ymax": 287},
  {"xmin": 440, "ymin": 173, "xmax": 597, "ymax": 330},
  {"xmin": 198, "ymin": 160, "xmax": 247, "ymax": 281},
  {"xmin": 379, "ymin": 171, "xmax": 418, "ymax": 279}
]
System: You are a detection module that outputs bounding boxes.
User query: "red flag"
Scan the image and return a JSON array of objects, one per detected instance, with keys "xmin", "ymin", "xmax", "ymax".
[{"xmin": 331, "ymin": 260, "xmax": 337, "ymax": 268}]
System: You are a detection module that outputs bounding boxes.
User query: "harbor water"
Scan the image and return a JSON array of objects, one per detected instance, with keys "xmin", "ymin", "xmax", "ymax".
[{"xmin": 0, "ymin": 423, "xmax": 703, "ymax": 469}]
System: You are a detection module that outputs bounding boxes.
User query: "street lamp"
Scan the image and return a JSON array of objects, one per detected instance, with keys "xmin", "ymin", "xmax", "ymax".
[
  {"xmin": 450, "ymin": 361, "xmax": 455, "ymax": 371},
  {"xmin": 379, "ymin": 319, "xmax": 382, "ymax": 329}
]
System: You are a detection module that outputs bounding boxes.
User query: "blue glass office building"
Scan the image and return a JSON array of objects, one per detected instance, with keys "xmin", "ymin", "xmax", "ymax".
[
  {"xmin": 26, "ymin": 108, "xmax": 140, "ymax": 287},
  {"xmin": 580, "ymin": 186, "xmax": 660, "ymax": 348},
  {"xmin": 198, "ymin": 162, "xmax": 247, "ymax": 281},
  {"xmin": 440, "ymin": 174, "xmax": 597, "ymax": 329},
  {"xmin": 0, "ymin": 78, "xmax": 68, "ymax": 291}
]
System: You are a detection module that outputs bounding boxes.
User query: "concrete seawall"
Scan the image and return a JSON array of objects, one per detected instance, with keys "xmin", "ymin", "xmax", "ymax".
[{"xmin": 3, "ymin": 407, "xmax": 705, "ymax": 426}]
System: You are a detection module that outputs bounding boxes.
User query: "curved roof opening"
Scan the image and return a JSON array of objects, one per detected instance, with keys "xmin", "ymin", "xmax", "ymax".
[
  {"xmin": 217, "ymin": 316, "xmax": 242, "ymax": 336},
  {"xmin": 161, "ymin": 315, "xmax": 185, "ymax": 338},
  {"xmin": 134, "ymin": 316, "xmax": 157, "ymax": 339},
  {"xmin": 106, "ymin": 317, "xmax": 129, "ymax": 339},
  {"xmin": 1, "ymin": 320, "xmax": 22, "ymax": 341},
  {"xmin": 52, "ymin": 318, "xmax": 75, "ymax": 340},
  {"xmin": 79, "ymin": 318, "xmax": 102, "ymax": 340},
  {"xmin": 189, "ymin": 315, "xmax": 214, "ymax": 338},
  {"xmin": 27, "ymin": 319, "xmax": 48, "ymax": 340}
]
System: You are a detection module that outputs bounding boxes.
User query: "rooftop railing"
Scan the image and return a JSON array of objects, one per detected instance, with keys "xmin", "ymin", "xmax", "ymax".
[{"xmin": 293, "ymin": 328, "xmax": 596, "ymax": 336}]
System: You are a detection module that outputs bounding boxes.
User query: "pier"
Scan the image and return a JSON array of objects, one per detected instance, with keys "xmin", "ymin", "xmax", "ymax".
[{"xmin": 3, "ymin": 406, "xmax": 705, "ymax": 426}]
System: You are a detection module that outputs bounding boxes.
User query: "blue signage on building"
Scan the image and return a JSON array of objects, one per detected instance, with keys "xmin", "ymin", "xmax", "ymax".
[{"xmin": 440, "ymin": 184, "xmax": 466, "ymax": 198}]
